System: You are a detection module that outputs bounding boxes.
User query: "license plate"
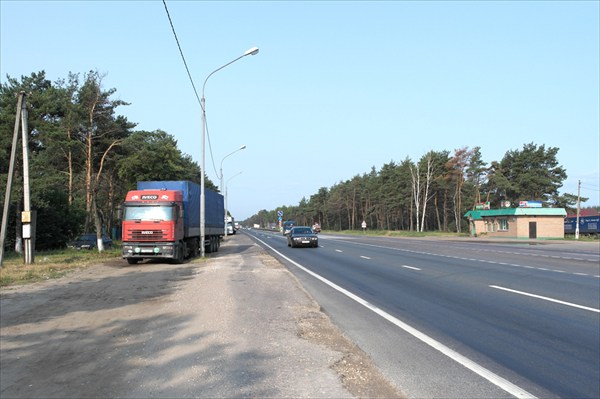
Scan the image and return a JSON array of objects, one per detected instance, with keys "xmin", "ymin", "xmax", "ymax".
[
  {"xmin": 302, "ymin": 240, "xmax": 310, "ymax": 244},
  {"xmin": 141, "ymin": 249, "xmax": 154, "ymax": 253}
]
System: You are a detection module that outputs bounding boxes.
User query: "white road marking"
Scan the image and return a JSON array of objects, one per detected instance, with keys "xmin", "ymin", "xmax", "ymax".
[
  {"xmin": 336, "ymin": 249, "xmax": 343, "ymax": 253},
  {"xmin": 329, "ymin": 239, "xmax": 598, "ymax": 278},
  {"xmin": 402, "ymin": 265, "xmax": 421, "ymax": 271},
  {"xmin": 248, "ymin": 233, "xmax": 537, "ymax": 399},
  {"xmin": 360, "ymin": 256, "xmax": 371, "ymax": 260},
  {"xmin": 490, "ymin": 285, "xmax": 600, "ymax": 313}
]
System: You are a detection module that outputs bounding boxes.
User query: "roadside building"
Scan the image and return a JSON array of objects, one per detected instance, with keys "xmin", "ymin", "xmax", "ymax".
[{"xmin": 464, "ymin": 207, "xmax": 567, "ymax": 239}]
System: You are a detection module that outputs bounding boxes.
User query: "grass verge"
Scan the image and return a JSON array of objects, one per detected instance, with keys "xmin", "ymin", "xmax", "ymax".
[
  {"xmin": 327, "ymin": 229, "xmax": 470, "ymax": 238},
  {"xmin": 0, "ymin": 248, "xmax": 121, "ymax": 288}
]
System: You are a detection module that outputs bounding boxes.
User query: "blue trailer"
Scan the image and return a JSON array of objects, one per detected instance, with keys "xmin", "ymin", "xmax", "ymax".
[{"xmin": 564, "ymin": 215, "xmax": 599, "ymax": 236}]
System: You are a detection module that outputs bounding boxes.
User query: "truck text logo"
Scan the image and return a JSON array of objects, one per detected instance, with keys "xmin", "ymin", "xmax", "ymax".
[
  {"xmin": 141, "ymin": 195, "xmax": 158, "ymax": 200},
  {"xmin": 141, "ymin": 231, "xmax": 154, "ymax": 234}
]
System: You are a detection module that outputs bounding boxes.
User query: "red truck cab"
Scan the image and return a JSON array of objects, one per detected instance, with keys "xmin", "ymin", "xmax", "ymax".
[{"xmin": 122, "ymin": 189, "xmax": 185, "ymax": 263}]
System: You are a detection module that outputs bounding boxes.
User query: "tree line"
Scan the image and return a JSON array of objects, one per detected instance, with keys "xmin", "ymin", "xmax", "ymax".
[
  {"xmin": 0, "ymin": 71, "xmax": 214, "ymax": 251},
  {"xmin": 244, "ymin": 145, "xmax": 589, "ymax": 232},
  {"xmin": 0, "ymin": 71, "xmax": 591, "ymax": 253}
]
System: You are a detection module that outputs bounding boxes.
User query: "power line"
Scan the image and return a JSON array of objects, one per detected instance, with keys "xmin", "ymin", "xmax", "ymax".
[
  {"xmin": 162, "ymin": 0, "xmax": 200, "ymax": 106},
  {"xmin": 162, "ymin": 0, "xmax": 219, "ymax": 182}
]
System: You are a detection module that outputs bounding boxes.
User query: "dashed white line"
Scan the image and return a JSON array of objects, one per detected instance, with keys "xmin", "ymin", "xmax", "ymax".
[
  {"xmin": 490, "ymin": 285, "xmax": 600, "ymax": 313},
  {"xmin": 402, "ymin": 265, "xmax": 421, "ymax": 271},
  {"xmin": 361, "ymin": 255, "xmax": 371, "ymax": 260}
]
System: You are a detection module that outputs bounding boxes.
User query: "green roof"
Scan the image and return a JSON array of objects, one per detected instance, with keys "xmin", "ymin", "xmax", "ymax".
[{"xmin": 464, "ymin": 208, "xmax": 567, "ymax": 220}]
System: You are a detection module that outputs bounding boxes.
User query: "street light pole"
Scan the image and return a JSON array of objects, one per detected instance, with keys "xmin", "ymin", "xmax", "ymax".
[
  {"xmin": 200, "ymin": 47, "xmax": 258, "ymax": 257},
  {"xmin": 220, "ymin": 145, "xmax": 246, "ymax": 236}
]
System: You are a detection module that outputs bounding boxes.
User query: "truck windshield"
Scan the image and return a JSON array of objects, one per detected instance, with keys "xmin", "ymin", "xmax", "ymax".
[{"xmin": 123, "ymin": 205, "xmax": 175, "ymax": 221}]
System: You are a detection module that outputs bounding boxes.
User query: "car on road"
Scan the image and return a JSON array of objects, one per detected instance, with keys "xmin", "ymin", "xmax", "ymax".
[
  {"xmin": 69, "ymin": 234, "xmax": 113, "ymax": 250},
  {"xmin": 287, "ymin": 226, "xmax": 319, "ymax": 248},
  {"xmin": 282, "ymin": 220, "xmax": 297, "ymax": 236}
]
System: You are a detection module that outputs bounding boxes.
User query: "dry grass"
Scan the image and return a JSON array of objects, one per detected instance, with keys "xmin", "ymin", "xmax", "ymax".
[{"xmin": 0, "ymin": 248, "xmax": 121, "ymax": 287}]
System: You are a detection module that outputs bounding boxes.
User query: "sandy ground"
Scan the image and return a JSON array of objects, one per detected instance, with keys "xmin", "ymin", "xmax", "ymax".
[{"xmin": 1, "ymin": 234, "xmax": 403, "ymax": 398}]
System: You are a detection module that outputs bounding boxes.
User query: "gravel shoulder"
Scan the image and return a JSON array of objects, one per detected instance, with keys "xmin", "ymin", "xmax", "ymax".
[{"xmin": 1, "ymin": 234, "xmax": 403, "ymax": 398}]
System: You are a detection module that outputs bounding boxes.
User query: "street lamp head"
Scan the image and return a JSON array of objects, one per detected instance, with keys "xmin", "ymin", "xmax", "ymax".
[
  {"xmin": 244, "ymin": 47, "xmax": 259, "ymax": 56},
  {"xmin": 240, "ymin": 145, "xmax": 247, "ymax": 150}
]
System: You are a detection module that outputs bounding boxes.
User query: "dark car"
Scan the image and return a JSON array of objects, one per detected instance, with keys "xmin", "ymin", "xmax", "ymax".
[
  {"xmin": 287, "ymin": 226, "xmax": 319, "ymax": 248},
  {"xmin": 282, "ymin": 220, "xmax": 296, "ymax": 236},
  {"xmin": 69, "ymin": 234, "xmax": 113, "ymax": 250}
]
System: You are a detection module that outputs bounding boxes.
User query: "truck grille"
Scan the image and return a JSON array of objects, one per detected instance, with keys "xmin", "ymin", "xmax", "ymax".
[{"xmin": 127, "ymin": 230, "xmax": 166, "ymax": 241}]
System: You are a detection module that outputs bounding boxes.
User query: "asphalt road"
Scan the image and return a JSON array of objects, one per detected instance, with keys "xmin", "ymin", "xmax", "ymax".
[{"xmin": 244, "ymin": 229, "xmax": 600, "ymax": 398}]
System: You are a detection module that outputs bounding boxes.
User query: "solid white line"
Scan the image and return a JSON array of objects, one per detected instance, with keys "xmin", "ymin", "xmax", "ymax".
[
  {"xmin": 490, "ymin": 285, "xmax": 600, "ymax": 313},
  {"xmin": 248, "ymin": 233, "xmax": 537, "ymax": 399},
  {"xmin": 402, "ymin": 265, "xmax": 421, "ymax": 271}
]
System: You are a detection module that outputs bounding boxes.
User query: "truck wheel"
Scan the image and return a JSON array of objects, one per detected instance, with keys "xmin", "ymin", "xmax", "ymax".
[
  {"xmin": 177, "ymin": 246, "xmax": 185, "ymax": 263},
  {"xmin": 205, "ymin": 237, "xmax": 212, "ymax": 254}
]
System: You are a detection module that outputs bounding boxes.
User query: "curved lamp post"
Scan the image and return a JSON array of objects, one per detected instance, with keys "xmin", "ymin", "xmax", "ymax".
[
  {"xmin": 221, "ymin": 145, "xmax": 246, "ymax": 236},
  {"xmin": 200, "ymin": 47, "xmax": 259, "ymax": 256}
]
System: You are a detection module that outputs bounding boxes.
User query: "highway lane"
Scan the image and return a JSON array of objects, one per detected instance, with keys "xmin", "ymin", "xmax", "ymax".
[{"xmin": 243, "ymin": 229, "xmax": 600, "ymax": 398}]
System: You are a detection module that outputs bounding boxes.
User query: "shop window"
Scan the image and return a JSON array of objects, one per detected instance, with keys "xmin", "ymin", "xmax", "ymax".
[{"xmin": 498, "ymin": 218, "xmax": 508, "ymax": 231}]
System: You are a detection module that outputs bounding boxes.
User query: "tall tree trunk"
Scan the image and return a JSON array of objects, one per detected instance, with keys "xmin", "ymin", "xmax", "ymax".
[
  {"xmin": 66, "ymin": 128, "xmax": 74, "ymax": 207},
  {"xmin": 420, "ymin": 155, "xmax": 433, "ymax": 232},
  {"xmin": 91, "ymin": 195, "xmax": 105, "ymax": 252},
  {"xmin": 434, "ymin": 194, "xmax": 442, "ymax": 231},
  {"xmin": 410, "ymin": 163, "xmax": 421, "ymax": 232},
  {"xmin": 443, "ymin": 190, "xmax": 449, "ymax": 232}
]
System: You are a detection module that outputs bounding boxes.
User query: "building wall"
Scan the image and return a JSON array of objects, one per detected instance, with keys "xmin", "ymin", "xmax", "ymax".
[
  {"xmin": 469, "ymin": 215, "xmax": 564, "ymax": 239},
  {"xmin": 515, "ymin": 216, "xmax": 564, "ymax": 239}
]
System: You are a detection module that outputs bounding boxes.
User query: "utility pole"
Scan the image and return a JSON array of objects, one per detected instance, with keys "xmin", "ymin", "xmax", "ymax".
[
  {"xmin": 0, "ymin": 92, "xmax": 35, "ymax": 267},
  {"xmin": 0, "ymin": 92, "xmax": 25, "ymax": 267},
  {"xmin": 575, "ymin": 179, "xmax": 581, "ymax": 240},
  {"xmin": 21, "ymin": 95, "xmax": 35, "ymax": 264}
]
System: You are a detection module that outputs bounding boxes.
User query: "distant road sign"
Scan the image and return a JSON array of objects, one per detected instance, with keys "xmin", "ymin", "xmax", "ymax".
[{"xmin": 277, "ymin": 211, "xmax": 283, "ymax": 217}]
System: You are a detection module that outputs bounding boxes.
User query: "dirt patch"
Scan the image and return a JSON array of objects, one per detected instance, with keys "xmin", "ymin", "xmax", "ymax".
[
  {"xmin": 263, "ymin": 256, "xmax": 405, "ymax": 398},
  {"xmin": 2, "ymin": 239, "xmax": 405, "ymax": 398},
  {"xmin": 298, "ymin": 310, "xmax": 404, "ymax": 398}
]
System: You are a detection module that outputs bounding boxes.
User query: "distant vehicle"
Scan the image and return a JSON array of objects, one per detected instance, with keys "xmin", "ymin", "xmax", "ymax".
[
  {"xmin": 312, "ymin": 223, "xmax": 321, "ymax": 233},
  {"xmin": 69, "ymin": 234, "xmax": 113, "ymax": 250},
  {"xmin": 227, "ymin": 222, "xmax": 235, "ymax": 235},
  {"xmin": 287, "ymin": 226, "xmax": 319, "ymax": 248},
  {"xmin": 282, "ymin": 220, "xmax": 296, "ymax": 236},
  {"xmin": 564, "ymin": 213, "xmax": 599, "ymax": 236}
]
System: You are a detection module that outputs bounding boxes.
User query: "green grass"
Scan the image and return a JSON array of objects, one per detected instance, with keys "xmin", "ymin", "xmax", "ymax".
[
  {"xmin": 563, "ymin": 234, "xmax": 599, "ymax": 242},
  {"xmin": 326, "ymin": 229, "xmax": 470, "ymax": 238},
  {"xmin": 0, "ymin": 247, "xmax": 122, "ymax": 287}
]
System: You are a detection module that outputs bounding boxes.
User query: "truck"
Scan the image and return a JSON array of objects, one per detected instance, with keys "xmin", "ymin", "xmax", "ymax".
[
  {"xmin": 121, "ymin": 181, "xmax": 224, "ymax": 264},
  {"xmin": 564, "ymin": 212, "xmax": 599, "ymax": 236},
  {"xmin": 226, "ymin": 215, "xmax": 236, "ymax": 235}
]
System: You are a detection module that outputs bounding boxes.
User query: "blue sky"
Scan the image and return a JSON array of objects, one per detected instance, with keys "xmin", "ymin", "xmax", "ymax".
[{"xmin": 2, "ymin": 1, "xmax": 599, "ymax": 220}]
